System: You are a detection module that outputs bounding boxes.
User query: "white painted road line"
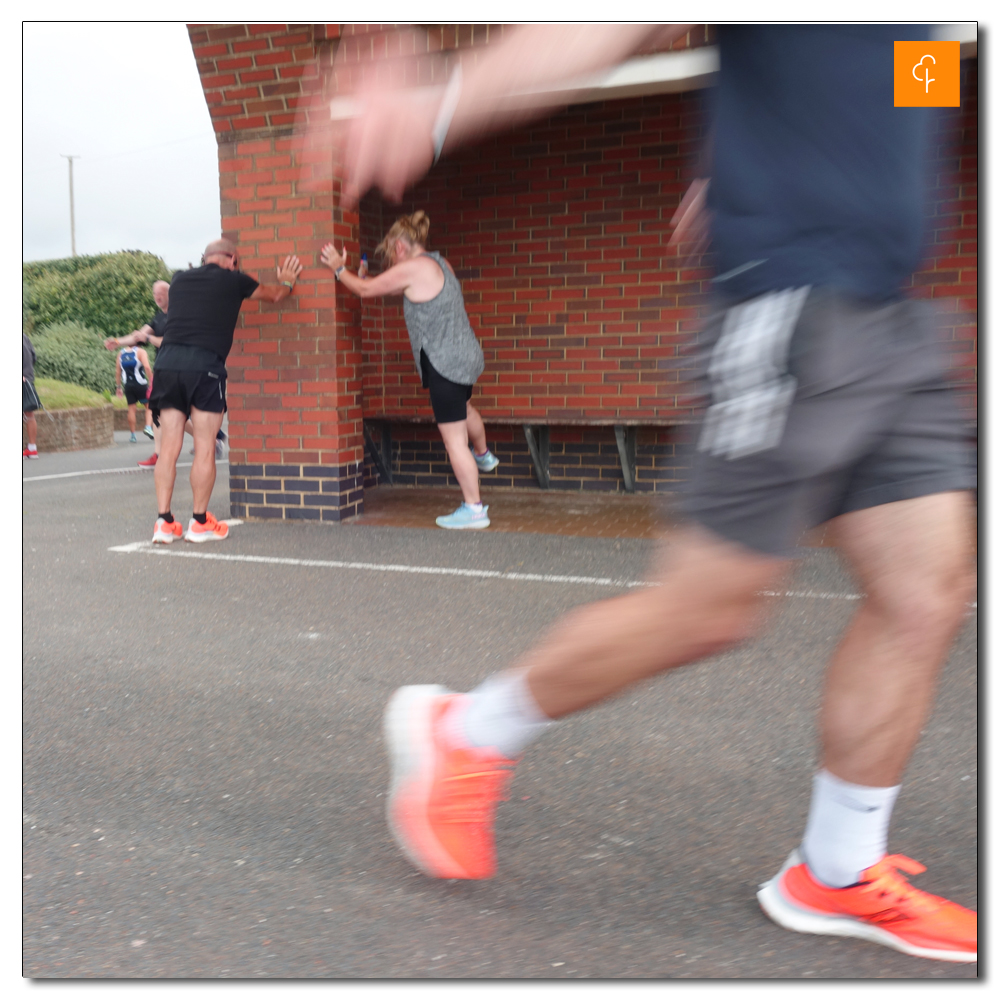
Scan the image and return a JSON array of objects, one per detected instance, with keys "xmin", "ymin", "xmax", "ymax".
[
  {"xmin": 108, "ymin": 540, "xmax": 874, "ymax": 598},
  {"xmin": 105, "ymin": 537, "xmax": 976, "ymax": 610},
  {"xmin": 24, "ymin": 460, "xmax": 227, "ymax": 483},
  {"xmin": 109, "ymin": 542, "xmax": 651, "ymax": 589}
]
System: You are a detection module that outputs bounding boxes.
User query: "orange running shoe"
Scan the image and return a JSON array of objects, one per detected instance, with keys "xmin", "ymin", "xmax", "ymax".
[
  {"xmin": 383, "ymin": 685, "xmax": 517, "ymax": 879},
  {"xmin": 152, "ymin": 517, "xmax": 183, "ymax": 544},
  {"xmin": 185, "ymin": 511, "xmax": 229, "ymax": 543},
  {"xmin": 757, "ymin": 850, "xmax": 977, "ymax": 962}
]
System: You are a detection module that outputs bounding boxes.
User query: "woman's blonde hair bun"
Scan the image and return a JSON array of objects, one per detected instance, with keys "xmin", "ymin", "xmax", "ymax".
[{"xmin": 377, "ymin": 211, "xmax": 431, "ymax": 260}]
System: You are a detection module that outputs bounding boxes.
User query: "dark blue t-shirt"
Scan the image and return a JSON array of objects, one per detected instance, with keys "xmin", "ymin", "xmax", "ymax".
[{"xmin": 709, "ymin": 24, "xmax": 933, "ymax": 302}]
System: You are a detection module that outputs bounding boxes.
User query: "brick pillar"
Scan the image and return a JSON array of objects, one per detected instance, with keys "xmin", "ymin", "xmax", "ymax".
[{"xmin": 188, "ymin": 23, "xmax": 365, "ymax": 521}]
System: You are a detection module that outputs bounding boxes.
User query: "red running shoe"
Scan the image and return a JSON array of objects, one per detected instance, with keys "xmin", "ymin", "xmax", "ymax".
[
  {"xmin": 185, "ymin": 511, "xmax": 229, "ymax": 543},
  {"xmin": 757, "ymin": 850, "xmax": 976, "ymax": 962},
  {"xmin": 137, "ymin": 453, "xmax": 158, "ymax": 468},
  {"xmin": 152, "ymin": 517, "xmax": 183, "ymax": 544},
  {"xmin": 384, "ymin": 685, "xmax": 517, "ymax": 879}
]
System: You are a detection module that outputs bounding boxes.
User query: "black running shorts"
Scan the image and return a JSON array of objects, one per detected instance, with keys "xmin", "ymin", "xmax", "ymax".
[
  {"xmin": 123, "ymin": 385, "xmax": 149, "ymax": 406},
  {"xmin": 22, "ymin": 379, "xmax": 41, "ymax": 413},
  {"xmin": 421, "ymin": 350, "xmax": 474, "ymax": 424},
  {"xmin": 681, "ymin": 288, "xmax": 977, "ymax": 557},
  {"xmin": 148, "ymin": 369, "xmax": 227, "ymax": 425}
]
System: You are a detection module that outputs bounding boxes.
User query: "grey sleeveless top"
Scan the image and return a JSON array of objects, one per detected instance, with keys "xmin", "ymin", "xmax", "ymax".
[{"xmin": 402, "ymin": 252, "xmax": 485, "ymax": 386}]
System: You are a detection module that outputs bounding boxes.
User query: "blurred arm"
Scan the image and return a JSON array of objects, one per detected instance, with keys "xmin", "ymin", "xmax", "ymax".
[
  {"xmin": 442, "ymin": 25, "xmax": 691, "ymax": 155},
  {"xmin": 106, "ymin": 324, "xmax": 160, "ymax": 350},
  {"xmin": 340, "ymin": 24, "xmax": 691, "ymax": 205}
]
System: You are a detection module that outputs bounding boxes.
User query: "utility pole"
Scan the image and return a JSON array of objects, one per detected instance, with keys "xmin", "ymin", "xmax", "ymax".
[{"xmin": 60, "ymin": 154, "xmax": 79, "ymax": 256}]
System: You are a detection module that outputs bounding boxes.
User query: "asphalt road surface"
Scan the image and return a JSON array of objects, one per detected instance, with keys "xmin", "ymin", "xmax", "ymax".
[{"xmin": 22, "ymin": 440, "xmax": 977, "ymax": 980}]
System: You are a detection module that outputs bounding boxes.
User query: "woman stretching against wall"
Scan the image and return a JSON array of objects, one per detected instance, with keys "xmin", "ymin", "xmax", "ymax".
[{"xmin": 321, "ymin": 211, "xmax": 499, "ymax": 529}]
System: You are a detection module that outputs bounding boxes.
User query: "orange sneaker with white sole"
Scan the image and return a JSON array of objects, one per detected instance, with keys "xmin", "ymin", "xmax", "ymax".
[
  {"xmin": 757, "ymin": 850, "xmax": 976, "ymax": 962},
  {"xmin": 152, "ymin": 517, "xmax": 183, "ymax": 544},
  {"xmin": 383, "ymin": 685, "xmax": 517, "ymax": 879},
  {"xmin": 185, "ymin": 511, "xmax": 229, "ymax": 543}
]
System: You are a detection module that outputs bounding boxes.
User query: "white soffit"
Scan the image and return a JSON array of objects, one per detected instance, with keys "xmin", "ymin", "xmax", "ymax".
[{"xmin": 544, "ymin": 46, "xmax": 720, "ymax": 104}]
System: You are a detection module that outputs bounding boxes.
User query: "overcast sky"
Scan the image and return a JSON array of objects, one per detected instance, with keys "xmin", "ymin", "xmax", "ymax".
[{"xmin": 23, "ymin": 22, "xmax": 220, "ymax": 271}]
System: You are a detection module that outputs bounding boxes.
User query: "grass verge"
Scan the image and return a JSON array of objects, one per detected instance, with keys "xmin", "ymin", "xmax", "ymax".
[{"xmin": 34, "ymin": 378, "xmax": 111, "ymax": 410}]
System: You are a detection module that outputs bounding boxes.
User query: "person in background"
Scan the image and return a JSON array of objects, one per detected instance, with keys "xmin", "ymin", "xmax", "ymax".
[
  {"xmin": 115, "ymin": 343, "xmax": 154, "ymax": 443},
  {"xmin": 22, "ymin": 332, "xmax": 41, "ymax": 459},
  {"xmin": 321, "ymin": 211, "xmax": 500, "ymax": 529}
]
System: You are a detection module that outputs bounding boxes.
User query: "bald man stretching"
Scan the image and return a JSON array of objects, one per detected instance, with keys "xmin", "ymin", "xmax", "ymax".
[{"xmin": 148, "ymin": 239, "xmax": 302, "ymax": 544}]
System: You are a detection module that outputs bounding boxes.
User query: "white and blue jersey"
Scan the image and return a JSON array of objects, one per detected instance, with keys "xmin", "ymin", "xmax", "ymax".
[{"xmin": 120, "ymin": 348, "xmax": 148, "ymax": 389}]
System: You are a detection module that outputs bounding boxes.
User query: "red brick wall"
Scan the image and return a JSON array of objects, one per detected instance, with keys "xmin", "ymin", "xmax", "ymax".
[
  {"xmin": 908, "ymin": 58, "xmax": 979, "ymax": 422},
  {"xmin": 188, "ymin": 23, "xmax": 366, "ymax": 520},
  {"xmin": 190, "ymin": 22, "xmax": 339, "ymax": 135},
  {"xmin": 359, "ymin": 87, "xmax": 712, "ymax": 426}
]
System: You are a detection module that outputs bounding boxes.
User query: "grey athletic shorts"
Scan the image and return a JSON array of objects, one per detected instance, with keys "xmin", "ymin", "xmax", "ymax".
[{"xmin": 681, "ymin": 288, "xmax": 977, "ymax": 557}]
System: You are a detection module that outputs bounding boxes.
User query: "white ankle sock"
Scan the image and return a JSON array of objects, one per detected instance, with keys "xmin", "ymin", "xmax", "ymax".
[
  {"xmin": 467, "ymin": 502, "xmax": 483, "ymax": 513},
  {"xmin": 800, "ymin": 769, "xmax": 901, "ymax": 887},
  {"xmin": 444, "ymin": 671, "xmax": 553, "ymax": 759}
]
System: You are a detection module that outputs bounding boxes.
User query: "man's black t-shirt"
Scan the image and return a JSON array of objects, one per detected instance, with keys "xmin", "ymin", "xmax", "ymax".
[
  {"xmin": 709, "ymin": 24, "xmax": 934, "ymax": 303},
  {"xmin": 147, "ymin": 310, "xmax": 169, "ymax": 340},
  {"xmin": 155, "ymin": 264, "xmax": 259, "ymax": 373}
]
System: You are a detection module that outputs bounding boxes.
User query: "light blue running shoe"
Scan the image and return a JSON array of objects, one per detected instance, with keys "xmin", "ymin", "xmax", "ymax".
[
  {"xmin": 472, "ymin": 448, "xmax": 500, "ymax": 473},
  {"xmin": 436, "ymin": 503, "xmax": 490, "ymax": 530}
]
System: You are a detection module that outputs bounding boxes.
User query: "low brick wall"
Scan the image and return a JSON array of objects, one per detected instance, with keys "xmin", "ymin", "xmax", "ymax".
[
  {"xmin": 113, "ymin": 404, "xmax": 152, "ymax": 432},
  {"xmin": 24, "ymin": 405, "xmax": 115, "ymax": 453}
]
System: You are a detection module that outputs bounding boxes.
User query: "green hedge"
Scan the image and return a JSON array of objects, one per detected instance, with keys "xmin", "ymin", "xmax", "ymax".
[
  {"xmin": 23, "ymin": 250, "xmax": 172, "ymax": 339},
  {"xmin": 31, "ymin": 321, "xmax": 119, "ymax": 395}
]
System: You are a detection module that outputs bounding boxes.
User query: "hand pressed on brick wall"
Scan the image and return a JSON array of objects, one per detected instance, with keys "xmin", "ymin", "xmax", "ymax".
[{"xmin": 247, "ymin": 255, "xmax": 303, "ymax": 304}]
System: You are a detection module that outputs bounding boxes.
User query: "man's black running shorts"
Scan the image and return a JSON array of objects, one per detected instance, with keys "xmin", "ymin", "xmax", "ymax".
[
  {"xmin": 148, "ymin": 370, "xmax": 227, "ymax": 424},
  {"xmin": 22, "ymin": 379, "xmax": 41, "ymax": 413}
]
